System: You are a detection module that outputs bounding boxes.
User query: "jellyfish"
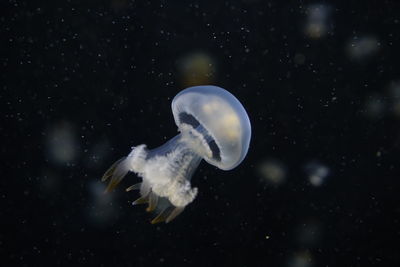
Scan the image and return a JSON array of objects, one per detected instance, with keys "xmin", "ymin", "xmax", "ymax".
[{"xmin": 102, "ymin": 85, "xmax": 251, "ymax": 223}]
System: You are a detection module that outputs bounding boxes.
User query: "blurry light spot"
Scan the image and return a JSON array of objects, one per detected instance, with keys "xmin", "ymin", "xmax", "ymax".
[
  {"xmin": 305, "ymin": 23, "xmax": 326, "ymax": 39},
  {"xmin": 303, "ymin": 4, "xmax": 331, "ymax": 39},
  {"xmin": 346, "ymin": 36, "xmax": 380, "ymax": 61},
  {"xmin": 257, "ymin": 159, "xmax": 287, "ymax": 186},
  {"xmin": 86, "ymin": 180, "xmax": 118, "ymax": 226},
  {"xmin": 177, "ymin": 52, "xmax": 216, "ymax": 87},
  {"xmin": 89, "ymin": 180, "xmax": 112, "ymax": 204},
  {"xmin": 45, "ymin": 121, "xmax": 79, "ymax": 166},
  {"xmin": 288, "ymin": 251, "xmax": 314, "ymax": 267},
  {"xmin": 304, "ymin": 161, "xmax": 330, "ymax": 187}
]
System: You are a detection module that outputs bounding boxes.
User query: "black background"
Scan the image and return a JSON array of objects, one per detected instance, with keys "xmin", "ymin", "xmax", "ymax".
[{"xmin": 2, "ymin": 0, "xmax": 400, "ymax": 266}]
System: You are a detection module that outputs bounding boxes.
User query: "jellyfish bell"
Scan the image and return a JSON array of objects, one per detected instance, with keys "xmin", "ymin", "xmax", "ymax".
[
  {"xmin": 102, "ymin": 85, "xmax": 251, "ymax": 223},
  {"xmin": 172, "ymin": 86, "xmax": 251, "ymax": 170}
]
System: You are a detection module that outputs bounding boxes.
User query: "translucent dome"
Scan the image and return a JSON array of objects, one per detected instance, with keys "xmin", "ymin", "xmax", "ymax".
[{"xmin": 172, "ymin": 85, "xmax": 251, "ymax": 170}]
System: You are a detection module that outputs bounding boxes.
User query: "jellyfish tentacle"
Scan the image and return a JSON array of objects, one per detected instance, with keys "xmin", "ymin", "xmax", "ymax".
[
  {"xmin": 146, "ymin": 192, "xmax": 159, "ymax": 212},
  {"xmin": 165, "ymin": 207, "xmax": 185, "ymax": 223},
  {"xmin": 101, "ymin": 157, "xmax": 125, "ymax": 182},
  {"xmin": 103, "ymin": 157, "xmax": 130, "ymax": 193},
  {"xmin": 126, "ymin": 183, "xmax": 142, "ymax": 192},
  {"xmin": 132, "ymin": 189, "xmax": 151, "ymax": 205},
  {"xmin": 132, "ymin": 196, "xmax": 149, "ymax": 205},
  {"xmin": 151, "ymin": 207, "xmax": 174, "ymax": 224}
]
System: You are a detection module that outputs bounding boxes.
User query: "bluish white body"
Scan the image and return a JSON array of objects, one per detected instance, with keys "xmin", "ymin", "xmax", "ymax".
[{"xmin": 102, "ymin": 85, "xmax": 251, "ymax": 223}]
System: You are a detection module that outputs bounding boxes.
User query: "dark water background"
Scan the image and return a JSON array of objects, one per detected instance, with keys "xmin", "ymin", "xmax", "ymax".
[{"xmin": 2, "ymin": 0, "xmax": 400, "ymax": 266}]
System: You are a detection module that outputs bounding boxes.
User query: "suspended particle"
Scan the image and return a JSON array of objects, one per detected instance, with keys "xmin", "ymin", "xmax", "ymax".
[
  {"xmin": 45, "ymin": 121, "xmax": 79, "ymax": 166},
  {"xmin": 303, "ymin": 4, "xmax": 331, "ymax": 39},
  {"xmin": 304, "ymin": 161, "xmax": 330, "ymax": 187},
  {"xmin": 177, "ymin": 52, "xmax": 216, "ymax": 87},
  {"xmin": 346, "ymin": 36, "xmax": 380, "ymax": 61},
  {"xmin": 257, "ymin": 159, "xmax": 287, "ymax": 186}
]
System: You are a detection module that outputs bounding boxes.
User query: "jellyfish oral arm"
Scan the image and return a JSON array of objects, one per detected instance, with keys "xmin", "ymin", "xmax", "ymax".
[
  {"xmin": 102, "ymin": 125, "xmax": 205, "ymax": 222},
  {"xmin": 127, "ymin": 136, "xmax": 202, "ymax": 208}
]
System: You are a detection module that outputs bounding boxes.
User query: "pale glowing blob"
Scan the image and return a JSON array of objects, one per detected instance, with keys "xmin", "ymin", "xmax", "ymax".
[
  {"xmin": 87, "ymin": 181, "xmax": 117, "ymax": 226},
  {"xmin": 346, "ymin": 36, "xmax": 380, "ymax": 60},
  {"xmin": 305, "ymin": 161, "xmax": 330, "ymax": 187},
  {"xmin": 303, "ymin": 4, "xmax": 331, "ymax": 39},
  {"xmin": 102, "ymin": 85, "xmax": 251, "ymax": 223},
  {"xmin": 257, "ymin": 159, "xmax": 287, "ymax": 186},
  {"xmin": 288, "ymin": 251, "xmax": 314, "ymax": 267},
  {"xmin": 177, "ymin": 52, "xmax": 216, "ymax": 87},
  {"xmin": 45, "ymin": 121, "xmax": 79, "ymax": 166}
]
